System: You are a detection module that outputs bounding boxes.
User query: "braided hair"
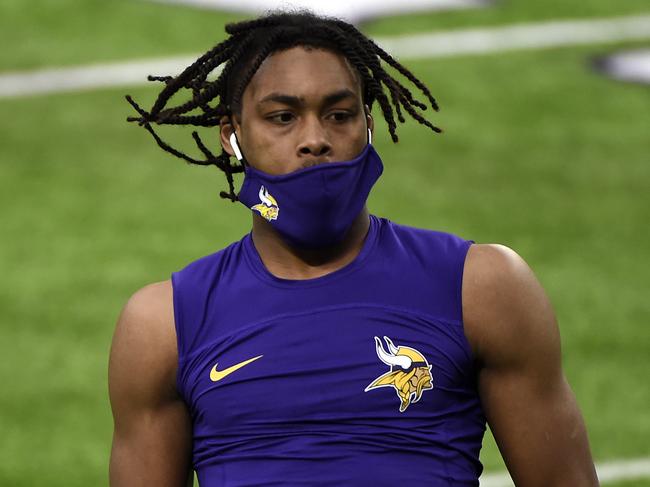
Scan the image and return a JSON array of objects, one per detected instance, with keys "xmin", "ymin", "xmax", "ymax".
[{"xmin": 125, "ymin": 10, "xmax": 441, "ymax": 202}]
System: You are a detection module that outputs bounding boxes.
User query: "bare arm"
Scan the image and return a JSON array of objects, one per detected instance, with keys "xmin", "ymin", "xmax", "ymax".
[
  {"xmin": 463, "ymin": 244, "xmax": 598, "ymax": 486},
  {"xmin": 109, "ymin": 280, "xmax": 193, "ymax": 487}
]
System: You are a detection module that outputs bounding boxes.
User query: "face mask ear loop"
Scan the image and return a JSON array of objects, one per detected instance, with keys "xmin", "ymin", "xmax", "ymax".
[
  {"xmin": 368, "ymin": 128, "xmax": 373, "ymax": 145},
  {"xmin": 229, "ymin": 132, "xmax": 244, "ymax": 162}
]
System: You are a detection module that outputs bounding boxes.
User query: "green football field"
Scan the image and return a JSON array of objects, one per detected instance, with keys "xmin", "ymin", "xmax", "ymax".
[{"xmin": 0, "ymin": 1, "xmax": 648, "ymax": 486}]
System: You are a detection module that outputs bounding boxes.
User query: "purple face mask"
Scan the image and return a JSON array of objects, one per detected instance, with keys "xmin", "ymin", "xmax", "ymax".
[{"xmin": 237, "ymin": 142, "xmax": 383, "ymax": 249}]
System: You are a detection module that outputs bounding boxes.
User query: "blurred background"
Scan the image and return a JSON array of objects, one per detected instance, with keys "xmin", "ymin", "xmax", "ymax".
[{"xmin": 0, "ymin": 0, "xmax": 648, "ymax": 485}]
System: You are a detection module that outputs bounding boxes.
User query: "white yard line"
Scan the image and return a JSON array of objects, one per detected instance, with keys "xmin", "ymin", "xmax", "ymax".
[
  {"xmin": 378, "ymin": 14, "xmax": 650, "ymax": 58},
  {"xmin": 480, "ymin": 457, "xmax": 650, "ymax": 486},
  {"xmin": 1, "ymin": 13, "xmax": 649, "ymax": 97},
  {"xmin": 0, "ymin": 55, "xmax": 198, "ymax": 98}
]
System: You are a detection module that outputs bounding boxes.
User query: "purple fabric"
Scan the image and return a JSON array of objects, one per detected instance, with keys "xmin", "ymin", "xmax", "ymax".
[
  {"xmin": 172, "ymin": 216, "xmax": 485, "ymax": 486},
  {"xmin": 237, "ymin": 144, "xmax": 383, "ymax": 248}
]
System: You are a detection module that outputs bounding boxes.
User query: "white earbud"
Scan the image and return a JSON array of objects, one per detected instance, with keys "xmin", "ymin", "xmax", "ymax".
[
  {"xmin": 229, "ymin": 132, "xmax": 243, "ymax": 161},
  {"xmin": 368, "ymin": 128, "xmax": 373, "ymax": 145}
]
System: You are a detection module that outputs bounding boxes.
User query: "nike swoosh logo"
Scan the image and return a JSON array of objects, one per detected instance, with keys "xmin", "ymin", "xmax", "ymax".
[{"xmin": 209, "ymin": 354, "xmax": 263, "ymax": 382}]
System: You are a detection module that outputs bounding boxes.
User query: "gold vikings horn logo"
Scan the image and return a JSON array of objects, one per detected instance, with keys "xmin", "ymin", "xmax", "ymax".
[
  {"xmin": 251, "ymin": 185, "xmax": 279, "ymax": 222},
  {"xmin": 364, "ymin": 336, "xmax": 434, "ymax": 413}
]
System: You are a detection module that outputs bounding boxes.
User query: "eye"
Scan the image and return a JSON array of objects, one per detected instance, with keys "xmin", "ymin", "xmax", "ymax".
[
  {"xmin": 329, "ymin": 111, "xmax": 353, "ymax": 123},
  {"xmin": 267, "ymin": 112, "xmax": 295, "ymax": 124}
]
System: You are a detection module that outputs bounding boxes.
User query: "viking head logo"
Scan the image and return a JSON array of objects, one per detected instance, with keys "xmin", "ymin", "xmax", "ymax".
[
  {"xmin": 251, "ymin": 185, "xmax": 279, "ymax": 222},
  {"xmin": 364, "ymin": 336, "xmax": 434, "ymax": 413}
]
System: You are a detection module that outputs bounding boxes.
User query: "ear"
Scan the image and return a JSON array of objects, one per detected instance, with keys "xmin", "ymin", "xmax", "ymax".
[
  {"xmin": 219, "ymin": 116, "xmax": 239, "ymax": 157},
  {"xmin": 364, "ymin": 105, "xmax": 374, "ymax": 133}
]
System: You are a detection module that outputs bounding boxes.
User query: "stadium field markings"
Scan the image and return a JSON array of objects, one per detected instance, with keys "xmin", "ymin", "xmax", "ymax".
[
  {"xmin": 379, "ymin": 14, "xmax": 650, "ymax": 58},
  {"xmin": 480, "ymin": 456, "xmax": 650, "ymax": 486},
  {"xmin": 593, "ymin": 48, "xmax": 650, "ymax": 84},
  {"xmin": 145, "ymin": 0, "xmax": 490, "ymax": 23},
  {"xmin": 1, "ymin": 13, "xmax": 649, "ymax": 98}
]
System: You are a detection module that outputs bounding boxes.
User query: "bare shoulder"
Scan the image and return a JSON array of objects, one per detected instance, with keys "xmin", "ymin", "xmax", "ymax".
[
  {"xmin": 109, "ymin": 279, "xmax": 178, "ymax": 405},
  {"xmin": 109, "ymin": 282, "xmax": 194, "ymax": 486},
  {"xmin": 462, "ymin": 243, "xmax": 560, "ymax": 368},
  {"xmin": 112, "ymin": 280, "xmax": 176, "ymax": 363}
]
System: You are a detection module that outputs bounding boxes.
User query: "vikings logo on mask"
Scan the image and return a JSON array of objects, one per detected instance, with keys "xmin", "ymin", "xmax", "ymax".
[
  {"xmin": 365, "ymin": 336, "xmax": 434, "ymax": 413},
  {"xmin": 251, "ymin": 186, "xmax": 279, "ymax": 222}
]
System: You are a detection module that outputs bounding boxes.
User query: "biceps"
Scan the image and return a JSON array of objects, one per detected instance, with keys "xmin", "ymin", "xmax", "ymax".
[
  {"xmin": 480, "ymin": 368, "xmax": 597, "ymax": 486},
  {"xmin": 110, "ymin": 400, "xmax": 193, "ymax": 487}
]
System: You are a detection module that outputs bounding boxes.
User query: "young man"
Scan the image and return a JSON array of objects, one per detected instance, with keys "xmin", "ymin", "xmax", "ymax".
[{"xmin": 110, "ymin": 11, "xmax": 599, "ymax": 487}]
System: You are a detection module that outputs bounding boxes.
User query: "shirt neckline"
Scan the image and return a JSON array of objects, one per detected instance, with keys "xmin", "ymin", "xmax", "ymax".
[{"xmin": 242, "ymin": 214, "xmax": 381, "ymax": 288}]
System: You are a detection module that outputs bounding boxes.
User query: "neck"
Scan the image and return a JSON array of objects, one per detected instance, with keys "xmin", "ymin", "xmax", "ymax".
[{"xmin": 250, "ymin": 208, "xmax": 371, "ymax": 280}]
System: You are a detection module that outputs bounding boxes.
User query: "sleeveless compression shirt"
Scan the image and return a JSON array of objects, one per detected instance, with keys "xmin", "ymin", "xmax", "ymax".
[{"xmin": 172, "ymin": 215, "xmax": 486, "ymax": 486}]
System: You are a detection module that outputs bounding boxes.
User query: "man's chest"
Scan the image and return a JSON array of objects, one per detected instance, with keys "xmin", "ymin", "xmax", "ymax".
[{"xmin": 179, "ymin": 304, "xmax": 475, "ymax": 436}]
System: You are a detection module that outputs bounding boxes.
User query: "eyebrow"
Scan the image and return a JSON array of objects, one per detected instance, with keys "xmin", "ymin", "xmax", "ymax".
[{"xmin": 258, "ymin": 89, "xmax": 358, "ymax": 108}]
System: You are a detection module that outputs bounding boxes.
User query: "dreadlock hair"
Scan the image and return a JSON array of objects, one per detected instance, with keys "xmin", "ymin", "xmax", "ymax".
[{"xmin": 125, "ymin": 10, "xmax": 441, "ymax": 202}]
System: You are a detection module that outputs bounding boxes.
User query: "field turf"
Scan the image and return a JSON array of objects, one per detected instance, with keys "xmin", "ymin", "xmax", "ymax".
[{"xmin": 0, "ymin": 1, "xmax": 648, "ymax": 485}]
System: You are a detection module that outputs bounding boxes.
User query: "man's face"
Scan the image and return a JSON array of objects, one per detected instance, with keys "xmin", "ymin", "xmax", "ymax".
[{"xmin": 221, "ymin": 46, "xmax": 373, "ymax": 175}]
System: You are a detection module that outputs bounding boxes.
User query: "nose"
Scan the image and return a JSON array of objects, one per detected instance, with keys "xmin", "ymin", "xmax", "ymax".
[{"xmin": 297, "ymin": 117, "xmax": 331, "ymax": 160}]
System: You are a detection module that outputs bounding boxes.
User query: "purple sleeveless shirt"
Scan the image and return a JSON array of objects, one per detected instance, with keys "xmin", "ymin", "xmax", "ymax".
[{"xmin": 172, "ymin": 215, "xmax": 486, "ymax": 486}]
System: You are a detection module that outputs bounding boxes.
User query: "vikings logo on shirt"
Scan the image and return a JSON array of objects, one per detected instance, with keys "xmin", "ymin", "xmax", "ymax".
[
  {"xmin": 365, "ymin": 336, "xmax": 434, "ymax": 413},
  {"xmin": 251, "ymin": 186, "xmax": 279, "ymax": 222}
]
